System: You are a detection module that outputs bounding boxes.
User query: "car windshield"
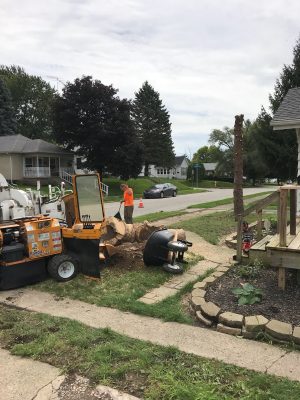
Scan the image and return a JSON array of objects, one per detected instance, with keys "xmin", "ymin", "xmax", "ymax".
[{"xmin": 151, "ymin": 184, "xmax": 164, "ymax": 189}]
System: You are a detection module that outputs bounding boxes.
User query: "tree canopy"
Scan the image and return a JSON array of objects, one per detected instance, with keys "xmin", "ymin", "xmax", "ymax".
[
  {"xmin": 191, "ymin": 145, "xmax": 222, "ymax": 164},
  {"xmin": 53, "ymin": 76, "xmax": 143, "ymax": 179},
  {"xmin": 0, "ymin": 78, "xmax": 16, "ymax": 136},
  {"xmin": 0, "ymin": 65, "xmax": 56, "ymax": 140},
  {"xmin": 132, "ymin": 81, "xmax": 175, "ymax": 176}
]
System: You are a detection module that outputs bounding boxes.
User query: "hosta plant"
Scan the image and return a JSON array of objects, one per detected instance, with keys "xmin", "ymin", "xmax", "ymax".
[{"xmin": 232, "ymin": 283, "xmax": 263, "ymax": 305}]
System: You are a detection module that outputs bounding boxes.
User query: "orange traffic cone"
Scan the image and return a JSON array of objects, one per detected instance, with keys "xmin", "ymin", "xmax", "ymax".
[{"xmin": 138, "ymin": 197, "xmax": 144, "ymax": 208}]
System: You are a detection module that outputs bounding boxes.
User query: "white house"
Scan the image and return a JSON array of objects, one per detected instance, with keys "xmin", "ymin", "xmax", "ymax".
[
  {"xmin": 139, "ymin": 155, "xmax": 189, "ymax": 180},
  {"xmin": 203, "ymin": 162, "xmax": 218, "ymax": 176}
]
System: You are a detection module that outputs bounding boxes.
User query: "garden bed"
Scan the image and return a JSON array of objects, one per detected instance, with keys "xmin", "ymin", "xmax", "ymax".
[{"xmin": 206, "ymin": 265, "xmax": 300, "ymax": 326}]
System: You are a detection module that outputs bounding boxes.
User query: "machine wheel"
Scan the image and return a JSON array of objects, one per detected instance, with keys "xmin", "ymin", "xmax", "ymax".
[
  {"xmin": 162, "ymin": 263, "xmax": 183, "ymax": 274},
  {"xmin": 173, "ymin": 191, "xmax": 177, "ymax": 197},
  {"xmin": 47, "ymin": 254, "xmax": 78, "ymax": 282},
  {"xmin": 160, "ymin": 192, "xmax": 164, "ymax": 198}
]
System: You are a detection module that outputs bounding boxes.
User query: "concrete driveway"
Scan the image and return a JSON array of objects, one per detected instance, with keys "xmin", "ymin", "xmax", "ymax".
[{"xmin": 104, "ymin": 187, "xmax": 275, "ymax": 218}]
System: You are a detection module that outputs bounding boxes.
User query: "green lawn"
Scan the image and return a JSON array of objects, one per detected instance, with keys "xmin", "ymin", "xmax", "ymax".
[
  {"xmin": 1, "ymin": 306, "xmax": 300, "ymax": 400},
  {"xmin": 36, "ymin": 253, "xmax": 203, "ymax": 324},
  {"xmin": 188, "ymin": 191, "xmax": 273, "ymax": 209},
  {"xmin": 171, "ymin": 211, "xmax": 276, "ymax": 245}
]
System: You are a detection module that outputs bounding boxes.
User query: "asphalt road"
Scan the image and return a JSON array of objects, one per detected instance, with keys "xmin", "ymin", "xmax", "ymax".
[{"xmin": 103, "ymin": 187, "xmax": 275, "ymax": 218}]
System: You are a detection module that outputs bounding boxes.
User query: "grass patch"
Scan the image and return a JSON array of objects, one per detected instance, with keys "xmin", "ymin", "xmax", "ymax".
[
  {"xmin": 188, "ymin": 191, "xmax": 273, "ymax": 209},
  {"xmin": 171, "ymin": 211, "xmax": 276, "ymax": 245},
  {"xmin": 134, "ymin": 210, "xmax": 188, "ymax": 223},
  {"xmin": 36, "ymin": 253, "xmax": 202, "ymax": 324},
  {"xmin": 1, "ymin": 306, "xmax": 300, "ymax": 399}
]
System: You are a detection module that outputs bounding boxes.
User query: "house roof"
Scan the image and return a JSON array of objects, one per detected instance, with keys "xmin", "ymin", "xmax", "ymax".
[
  {"xmin": 271, "ymin": 87, "xmax": 300, "ymax": 130},
  {"xmin": 0, "ymin": 134, "xmax": 72, "ymax": 155},
  {"xmin": 203, "ymin": 162, "xmax": 218, "ymax": 171},
  {"xmin": 175, "ymin": 155, "xmax": 186, "ymax": 166}
]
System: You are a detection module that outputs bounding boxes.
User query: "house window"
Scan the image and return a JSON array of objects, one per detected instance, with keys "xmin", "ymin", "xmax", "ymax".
[
  {"xmin": 25, "ymin": 157, "xmax": 34, "ymax": 168},
  {"xmin": 181, "ymin": 167, "xmax": 187, "ymax": 175},
  {"xmin": 164, "ymin": 169, "xmax": 167, "ymax": 174},
  {"xmin": 38, "ymin": 157, "xmax": 49, "ymax": 167},
  {"xmin": 76, "ymin": 157, "xmax": 82, "ymax": 169}
]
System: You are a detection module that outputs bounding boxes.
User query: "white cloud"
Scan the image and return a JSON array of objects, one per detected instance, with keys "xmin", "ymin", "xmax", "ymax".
[{"xmin": 1, "ymin": 0, "xmax": 299, "ymax": 155}]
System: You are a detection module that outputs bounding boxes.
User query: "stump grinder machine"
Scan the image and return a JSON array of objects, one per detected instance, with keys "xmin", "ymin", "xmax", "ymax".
[{"xmin": 0, "ymin": 173, "xmax": 107, "ymax": 290}]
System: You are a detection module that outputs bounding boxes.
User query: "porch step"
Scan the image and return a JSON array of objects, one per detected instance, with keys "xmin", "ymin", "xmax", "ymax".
[{"xmin": 247, "ymin": 235, "xmax": 273, "ymax": 265}]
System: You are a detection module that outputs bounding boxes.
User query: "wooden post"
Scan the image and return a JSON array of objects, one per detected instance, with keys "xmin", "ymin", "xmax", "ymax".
[
  {"xmin": 257, "ymin": 209, "xmax": 262, "ymax": 241},
  {"xmin": 279, "ymin": 189, "xmax": 288, "ymax": 247},
  {"xmin": 276, "ymin": 191, "xmax": 280, "ymax": 234},
  {"xmin": 278, "ymin": 265, "xmax": 286, "ymax": 290},
  {"xmin": 290, "ymin": 189, "xmax": 297, "ymax": 235},
  {"xmin": 236, "ymin": 214, "xmax": 243, "ymax": 263}
]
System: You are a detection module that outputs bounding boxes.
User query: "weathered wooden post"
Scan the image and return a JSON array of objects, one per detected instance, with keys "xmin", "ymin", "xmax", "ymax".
[{"xmin": 233, "ymin": 114, "xmax": 244, "ymax": 262}]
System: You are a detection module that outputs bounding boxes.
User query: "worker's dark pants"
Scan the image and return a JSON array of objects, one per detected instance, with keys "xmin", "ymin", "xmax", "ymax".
[{"xmin": 124, "ymin": 206, "xmax": 134, "ymax": 224}]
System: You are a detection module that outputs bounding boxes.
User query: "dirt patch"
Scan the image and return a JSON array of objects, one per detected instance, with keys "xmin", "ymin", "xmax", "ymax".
[
  {"xmin": 105, "ymin": 242, "xmax": 146, "ymax": 272},
  {"xmin": 206, "ymin": 266, "xmax": 300, "ymax": 326}
]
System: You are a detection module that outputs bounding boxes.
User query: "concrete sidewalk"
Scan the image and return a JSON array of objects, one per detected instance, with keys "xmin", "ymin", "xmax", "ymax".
[
  {"xmin": 1, "ymin": 289, "xmax": 300, "ymax": 382},
  {"xmin": 0, "ymin": 348, "xmax": 139, "ymax": 400}
]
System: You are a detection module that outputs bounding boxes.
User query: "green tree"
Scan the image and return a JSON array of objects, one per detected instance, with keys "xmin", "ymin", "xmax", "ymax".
[
  {"xmin": 208, "ymin": 127, "xmax": 234, "ymax": 176},
  {"xmin": 0, "ymin": 65, "xmax": 56, "ymax": 139},
  {"xmin": 132, "ymin": 81, "xmax": 175, "ymax": 176},
  {"xmin": 191, "ymin": 145, "xmax": 222, "ymax": 163},
  {"xmin": 0, "ymin": 78, "xmax": 16, "ymax": 136},
  {"xmin": 245, "ymin": 108, "xmax": 297, "ymax": 182},
  {"xmin": 53, "ymin": 76, "xmax": 143, "ymax": 178},
  {"xmin": 269, "ymin": 36, "xmax": 300, "ymax": 113}
]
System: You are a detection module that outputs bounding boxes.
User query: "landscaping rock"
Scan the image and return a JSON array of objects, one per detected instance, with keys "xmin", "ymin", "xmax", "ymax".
[
  {"xmin": 217, "ymin": 323, "xmax": 241, "ymax": 336},
  {"xmin": 200, "ymin": 302, "xmax": 221, "ymax": 320},
  {"xmin": 212, "ymin": 271, "xmax": 225, "ymax": 278},
  {"xmin": 242, "ymin": 327, "xmax": 258, "ymax": 339},
  {"xmin": 196, "ymin": 311, "xmax": 213, "ymax": 327},
  {"xmin": 219, "ymin": 312, "xmax": 243, "ymax": 328},
  {"xmin": 292, "ymin": 326, "xmax": 300, "ymax": 345},
  {"xmin": 244, "ymin": 315, "xmax": 268, "ymax": 333},
  {"xmin": 191, "ymin": 288, "xmax": 206, "ymax": 298},
  {"xmin": 193, "ymin": 281, "xmax": 208, "ymax": 290},
  {"xmin": 202, "ymin": 276, "xmax": 216, "ymax": 285},
  {"xmin": 216, "ymin": 266, "xmax": 230, "ymax": 272},
  {"xmin": 265, "ymin": 319, "xmax": 293, "ymax": 341},
  {"xmin": 190, "ymin": 296, "xmax": 206, "ymax": 311}
]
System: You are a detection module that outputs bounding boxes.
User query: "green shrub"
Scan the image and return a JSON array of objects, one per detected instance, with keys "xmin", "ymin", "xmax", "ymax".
[
  {"xmin": 232, "ymin": 283, "xmax": 263, "ymax": 305},
  {"xmin": 235, "ymin": 259, "xmax": 264, "ymax": 280}
]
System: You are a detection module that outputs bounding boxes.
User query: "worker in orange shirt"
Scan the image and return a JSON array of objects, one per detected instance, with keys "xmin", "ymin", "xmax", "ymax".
[{"xmin": 120, "ymin": 184, "xmax": 134, "ymax": 224}]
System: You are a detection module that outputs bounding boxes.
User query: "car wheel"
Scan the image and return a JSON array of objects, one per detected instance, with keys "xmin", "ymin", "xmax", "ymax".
[
  {"xmin": 173, "ymin": 191, "xmax": 177, "ymax": 197},
  {"xmin": 160, "ymin": 192, "xmax": 164, "ymax": 198},
  {"xmin": 47, "ymin": 254, "xmax": 78, "ymax": 282}
]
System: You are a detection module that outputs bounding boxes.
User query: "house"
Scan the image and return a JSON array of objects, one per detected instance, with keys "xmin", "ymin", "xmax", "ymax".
[
  {"xmin": 203, "ymin": 162, "xmax": 218, "ymax": 176},
  {"xmin": 139, "ymin": 155, "xmax": 189, "ymax": 180},
  {"xmin": 0, "ymin": 134, "xmax": 74, "ymax": 183}
]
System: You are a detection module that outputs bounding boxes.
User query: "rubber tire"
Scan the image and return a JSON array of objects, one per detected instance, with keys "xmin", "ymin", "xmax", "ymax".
[
  {"xmin": 160, "ymin": 192, "xmax": 164, "ymax": 198},
  {"xmin": 47, "ymin": 254, "xmax": 78, "ymax": 282},
  {"xmin": 173, "ymin": 191, "xmax": 177, "ymax": 197},
  {"xmin": 162, "ymin": 263, "xmax": 183, "ymax": 274}
]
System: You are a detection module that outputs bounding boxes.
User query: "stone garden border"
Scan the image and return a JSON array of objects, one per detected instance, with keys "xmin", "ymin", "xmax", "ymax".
[{"xmin": 190, "ymin": 264, "xmax": 300, "ymax": 346}]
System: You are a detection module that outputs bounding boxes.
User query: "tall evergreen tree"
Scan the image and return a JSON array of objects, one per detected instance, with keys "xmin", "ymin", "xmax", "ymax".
[
  {"xmin": 269, "ymin": 36, "xmax": 300, "ymax": 113},
  {"xmin": 0, "ymin": 65, "xmax": 56, "ymax": 140},
  {"xmin": 132, "ymin": 81, "xmax": 175, "ymax": 176},
  {"xmin": 53, "ymin": 76, "xmax": 143, "ymax": 178},
  {"xmin": 0, "ymin": 78, "xmax": 16, "ymax": 136}
]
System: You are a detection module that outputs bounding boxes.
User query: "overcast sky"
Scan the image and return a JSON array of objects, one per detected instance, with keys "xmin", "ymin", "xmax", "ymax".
[{"xmin": 1, "ymin": 0, "xmax": 300, "ymax": 155}]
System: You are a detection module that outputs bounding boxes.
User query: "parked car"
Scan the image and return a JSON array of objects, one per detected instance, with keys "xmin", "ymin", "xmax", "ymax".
[{"xmin": 143, "ymin": 183, "xmax": 177, "ymax": 199}]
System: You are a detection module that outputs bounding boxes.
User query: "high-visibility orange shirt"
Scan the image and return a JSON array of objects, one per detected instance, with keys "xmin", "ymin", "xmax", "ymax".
[{"xmin": 124, "ymin": 188, "xmax": 134, "ymax": 206}]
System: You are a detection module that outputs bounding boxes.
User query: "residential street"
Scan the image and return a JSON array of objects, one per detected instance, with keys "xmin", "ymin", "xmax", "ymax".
[{"xmin": 104, "ymin": 187, "xmax": 276, "ymax": 217}]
